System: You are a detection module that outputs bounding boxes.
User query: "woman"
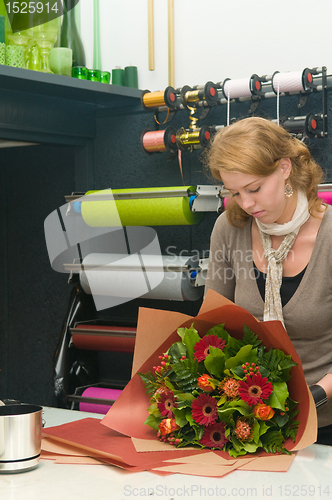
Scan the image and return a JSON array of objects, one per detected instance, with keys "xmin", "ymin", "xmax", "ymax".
[{"xmin": 204, "ymin": 116, "xmax": 332, "ymax": 445}]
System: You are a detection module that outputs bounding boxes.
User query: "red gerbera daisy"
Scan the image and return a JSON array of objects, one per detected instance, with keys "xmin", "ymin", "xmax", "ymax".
[
  {"xmin": 238, "ymin": 373, "xmax": 273, "ymax": 406},
  {"xmin": 191, "ymin": 393, "xmax": 218, "ymax": 426},
  {"xmin": 193, "ymin": 335, "xmax": 226, "ymax": 362},
  {"xmin": 200, "ymin": 422, "xmax": 228, "ymax": 449},
  {"xmin": 157, "ymin": 390, "xmax": 177, "ymax": 417}
]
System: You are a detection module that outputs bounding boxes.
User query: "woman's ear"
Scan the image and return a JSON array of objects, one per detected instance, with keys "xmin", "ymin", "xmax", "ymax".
[{"xmin": 279, "ymin": 158, "xmax": 292, "ymax": 179}]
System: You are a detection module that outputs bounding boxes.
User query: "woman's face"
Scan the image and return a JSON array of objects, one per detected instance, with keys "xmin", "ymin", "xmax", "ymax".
[{"xmin": 220, "ymin": 159, "xmax": 295, "ymax": 224}]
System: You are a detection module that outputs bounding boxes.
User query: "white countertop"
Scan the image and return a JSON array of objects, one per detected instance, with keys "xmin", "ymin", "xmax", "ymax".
[{"xmin": 1, "ymin": 406, "xmax": 331, "ymax": 500}]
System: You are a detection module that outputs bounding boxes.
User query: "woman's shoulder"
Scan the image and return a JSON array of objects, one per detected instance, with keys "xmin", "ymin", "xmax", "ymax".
[
  {"xmin": 319, "ymin": 204, "xmax": 332, "ymax": 230},
  {"xmin": 212, "ymin": 211, "xmax": 251, "ymax": 234}
]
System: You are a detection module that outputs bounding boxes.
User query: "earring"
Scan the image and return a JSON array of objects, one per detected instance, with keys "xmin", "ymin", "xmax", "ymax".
[{"xmin": 285, "ymin": 183, "xmax": 293, "ymax": 197}]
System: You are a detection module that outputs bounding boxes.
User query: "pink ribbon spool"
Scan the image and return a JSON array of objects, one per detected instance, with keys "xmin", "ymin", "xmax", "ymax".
[{"xmin": 142, "ymin": 130, "xmax": 167, "ymax": 153}]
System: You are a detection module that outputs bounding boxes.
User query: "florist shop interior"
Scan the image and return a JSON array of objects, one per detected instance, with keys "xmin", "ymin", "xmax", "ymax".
[{"xmin": 1, "ymin": 0, "xmax": 332, "ymax": 493}]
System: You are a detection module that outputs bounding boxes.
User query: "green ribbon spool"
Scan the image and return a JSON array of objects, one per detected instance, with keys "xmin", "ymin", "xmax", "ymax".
[
  {"xmin": 112, "ymin": 68, "xmax": 124, "ymax": 86},
  {"xmin": 124, "ymin": 65, "xmax": 138, "ymax": 88}
]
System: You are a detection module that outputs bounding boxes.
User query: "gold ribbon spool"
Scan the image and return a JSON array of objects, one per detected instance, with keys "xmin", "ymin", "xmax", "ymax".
[
  {"xmin": 176, "ymin": 128, "xmax": 200, "ymax": 148},
  {"xmin": 185, "ymin": 89, "xmax": 201, "ymax": 103},
  {"xmin": 142, "ymin": 91, "xmax": 166, "ymax": 108}
]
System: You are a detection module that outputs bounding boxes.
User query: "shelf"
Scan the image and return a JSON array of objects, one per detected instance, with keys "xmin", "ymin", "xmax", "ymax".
[{"xmin": 0, "ymin": 65, "xmax": 143, "ymax": 146}]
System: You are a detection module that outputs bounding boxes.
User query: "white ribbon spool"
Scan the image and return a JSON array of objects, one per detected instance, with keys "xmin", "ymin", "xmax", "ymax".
[
  {"xmin": 272, "ymin": 71, "xmax": 304, "ymax": 94},
  {"xmin": 223, "ymin": 78, "xmax": 252, "ymax": 99}
]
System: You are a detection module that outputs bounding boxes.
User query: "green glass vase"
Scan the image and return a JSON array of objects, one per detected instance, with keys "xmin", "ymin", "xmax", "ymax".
[{"xmin": 60, "ymin": 0, "xmax": 86, "ymax": 68}]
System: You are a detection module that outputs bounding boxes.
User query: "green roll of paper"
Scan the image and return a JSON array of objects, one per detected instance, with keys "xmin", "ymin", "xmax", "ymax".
[{"xmin": 81, "ymin": 186, "xmax": 203, "ymax": 227}]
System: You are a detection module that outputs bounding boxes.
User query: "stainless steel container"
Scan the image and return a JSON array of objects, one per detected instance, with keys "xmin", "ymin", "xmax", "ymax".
[{"xmin": 0, "ymin": 404, "xmax": 43, "ymax": 473}]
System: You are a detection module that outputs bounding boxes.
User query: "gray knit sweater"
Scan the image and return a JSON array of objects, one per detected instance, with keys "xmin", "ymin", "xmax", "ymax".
[{"xmin": 205, "ymin": 205, "xmax": 332, "ymax": 428}]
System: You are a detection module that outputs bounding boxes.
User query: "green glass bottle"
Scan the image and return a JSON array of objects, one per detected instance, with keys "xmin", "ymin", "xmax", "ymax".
[{"xmin": 60, "ymin": 0, "xmax": 86, "ymax": 68}]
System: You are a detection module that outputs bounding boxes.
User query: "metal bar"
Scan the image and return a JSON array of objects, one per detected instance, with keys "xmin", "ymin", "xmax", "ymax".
[
  {"xmin": 70, "ymin": 328, "xmax": 136, "ymax": 337},
  {"xmin": 67, "ymin": 395, "xmax": 116, "ymax": 405},
  {"xmin": 66, "ymin": 188, "xmax": 192, "ymax": 202},
  {"xmin": 64, "ymin": 263, "xmax": 189, "ymax": 273}
]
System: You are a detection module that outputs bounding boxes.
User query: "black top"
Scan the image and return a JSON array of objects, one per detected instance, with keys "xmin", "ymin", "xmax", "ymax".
[{"xmin": 253, "ymin": 263, "xmax": 307, "ymax": 307}]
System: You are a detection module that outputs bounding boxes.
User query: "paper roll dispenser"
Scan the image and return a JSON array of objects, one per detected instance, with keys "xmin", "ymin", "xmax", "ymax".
[{"xmin": 67, "ymin": 185, "xmax": 224, "ymax": 227}]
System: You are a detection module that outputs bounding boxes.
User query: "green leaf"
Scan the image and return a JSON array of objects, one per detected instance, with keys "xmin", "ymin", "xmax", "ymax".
[
  {"xmin": 174, "ymin": 392, "xmax": 195, "ymax": 403},
  {"xmin": 258, "ymin": 420, "xmax": 270, "ymax": 437},
  {"xmin": 218, "ymin": 400, "xmax": 252, "ymax": 419},
  {"xmin": 206, "ymin": 324, "xmax": 229, "ymax": 341},
  {"xmin": 170, "ymin": 358, "xmax": 201, "ymax": 391},
  {"xmin": 168, "ymin": 341, "xmax": 187, "ymax": 360},
  {"xmin": 268, "ymin": 381, "xmax": 289, "ymax": 410},
  {"xmin": 182, "ymin": 324, "xmax": 201, "ymax": 361},
  {"xmin": 242, "ymin": 441, "xmax": 260, "ymax": 453},
  {"xmin": 204, "ymin": 346, "xmax": 225, "ymax": 378},
  {"xmin": 260, "ymin": 348, "xmax": 297, "ymax": 382},
  {"xmin": 225, "ymin": 344, "xmax": 253, "ymax": 370},
  {"xmin": 143, "ymin": 413, "xmax": 161, "ymax": 431},
  {"xmin": 242, "ymin": 324, "xmax": 262, "ymax": 348},
  {"xmin": 173, "ymin": 408, "xmax": 188, "ymax": 428}
]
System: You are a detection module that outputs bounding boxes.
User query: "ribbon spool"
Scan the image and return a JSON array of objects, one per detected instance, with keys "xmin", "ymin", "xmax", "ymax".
[
  {"xmin": 250, "ymin": 73, "xmax": 272, "ymax": 96},
  {"xmin": 141, "ymin": 127, "xmax": 177, "ymax": 154},
  {"xmin": 272, "ymin": 68, "xmax": 313, "ymax": 94},
  {"xmin": 164, "ymin": 85, "xmax": 179, "ymax": 108},
  {"xmin": 180, "ymin": 81, "xmax": 219, "ymax": 107},
  {"xmin": 176, "ymin": 126, "xmax": 212, "ymax": 151},
  {"xmin": 141, "ymin": 90, "xmax": 166, "ymax": 109},
  {"xmin": 282, "ymin": 113, "xmax": 323, "ymax": 138},
  {"xmin": 222, "ymin": 77, "xmax": 253, "ymax": 100}
]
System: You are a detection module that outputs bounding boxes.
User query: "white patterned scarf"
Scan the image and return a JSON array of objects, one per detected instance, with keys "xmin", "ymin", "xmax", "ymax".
[{"xmin": 255, "ymin": 191, "xmax": 310, "ymax": 325}]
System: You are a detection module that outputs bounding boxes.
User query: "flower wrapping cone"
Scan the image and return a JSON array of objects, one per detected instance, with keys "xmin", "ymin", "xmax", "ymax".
[{"xmin": 101, "ymin": 289, "xmax": 317, "ymax": 454}]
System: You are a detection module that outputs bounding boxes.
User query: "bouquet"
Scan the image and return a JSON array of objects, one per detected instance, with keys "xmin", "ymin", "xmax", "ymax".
[
  {"xmin": 139, "ymin": 321, "xmax": 299, "ymax": 457},
  {"xmin": 101, "ymin": 290, "xmax": 316, "ymax": 470}
]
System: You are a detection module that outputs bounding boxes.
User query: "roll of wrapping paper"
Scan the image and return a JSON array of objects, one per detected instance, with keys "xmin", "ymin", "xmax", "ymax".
[
  {"xmin": 71, "ymin": 325, "xmax": 136, "ymax": 352},
  {"xmin": 79, "ymin": 386, "xmax": 122, "ymax": 414},
  {"xmin": 318, "ymin": 192, "xmax": 332, "ymax": 205},
  {"xmin": 79, "ymin": 254, "xmax": 203, "ymax": 302},
  {"xmin": 81, "ymin": 186, "xmax": 203, "ymax": 227}
]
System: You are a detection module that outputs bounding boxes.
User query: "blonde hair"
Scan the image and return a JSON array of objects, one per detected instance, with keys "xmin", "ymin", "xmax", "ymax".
[{"xmin": 204, "ymin": 117, "xmax": 325, "ymax": 227}]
